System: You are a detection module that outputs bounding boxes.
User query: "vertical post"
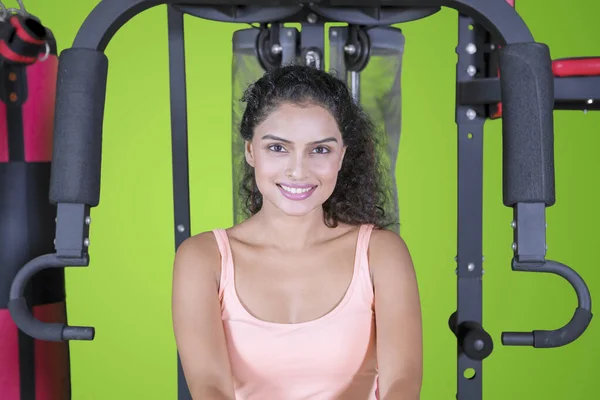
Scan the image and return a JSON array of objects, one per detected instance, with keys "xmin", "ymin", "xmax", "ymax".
[
  {"xmin": 300, "ymin": 12, "xmax": 324, "ymax": 70},
  {"xmin": 166, "ymin": 5, "xmax": 192, "ymax": 400},
  {"xmin": 454, "ymin": 13, "xmax": 487, "ymax": 400}
]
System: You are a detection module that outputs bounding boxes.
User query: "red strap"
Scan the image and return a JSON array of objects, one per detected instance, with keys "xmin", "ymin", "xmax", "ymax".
[
  {"xmin": 553, "ymin": 57, "xmax": 600, "ymax": 77},
  {"xmin": 0, "ymin": 40, "xmax": 36, "ymax": 64},
  {"xmin": 506, "ymin": 0, "xmax": 515, "ymax": 7}
]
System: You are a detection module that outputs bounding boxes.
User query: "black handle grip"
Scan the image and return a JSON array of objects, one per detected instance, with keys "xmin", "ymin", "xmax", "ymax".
[
  {"xmin": 502, "ymin": 259, "xmax": 592, "ymax": 348},
  {"xmin": 8, "ymin": 253, "xmax": 95, "ymax": 342}
]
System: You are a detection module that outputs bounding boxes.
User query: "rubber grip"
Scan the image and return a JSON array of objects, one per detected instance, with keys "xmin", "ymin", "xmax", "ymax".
[
  {"xmin": 533, "ymin": 307, "xmax": 593, "ymax": 348},
  {"xmin": 8, "ymin": 298, "xmax": 65, "ymax": 341},
  {"xmin": 49, "ymin": 48, "xmax": 108, "ymax": 206},
  {"xmin": 498, "ymin": 42, "xmax": 555, "ymax": 207}
]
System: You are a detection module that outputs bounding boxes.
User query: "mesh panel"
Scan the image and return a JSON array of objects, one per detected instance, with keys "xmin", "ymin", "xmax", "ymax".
[
  {"xmin": 231, "ymin": 29, "xmax": 265, "ymax": 224},
  {"xmin": 355, "ymin": 27, "xmax": 405, "ymax": 232}
]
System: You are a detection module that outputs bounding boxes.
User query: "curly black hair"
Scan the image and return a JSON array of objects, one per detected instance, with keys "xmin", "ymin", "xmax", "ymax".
[{"xmin": 236, "ymin": 64, "xmax": 397, "ymax": 230}]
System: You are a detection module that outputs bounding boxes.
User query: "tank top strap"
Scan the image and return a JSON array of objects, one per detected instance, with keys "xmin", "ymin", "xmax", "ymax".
[
  {"xmin": 354, "ymin": 224, "xmax": 376, "ymax": 289},
  {"xmin": 211, "ymin": 229, "xmax": 233, "ymax": 299},
  {"xmin": 356, "ymin": 224, "xmax": 375, "ymax": 266}
]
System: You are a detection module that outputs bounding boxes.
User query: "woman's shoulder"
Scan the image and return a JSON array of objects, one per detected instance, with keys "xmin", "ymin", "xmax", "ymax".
[
  {"xmin": 367, "ymin": 227, "xmax": 413, "ymax": 274},
  {"xmin": 173, "ymin": 230, "xmax": 224, "ymax": 282}
]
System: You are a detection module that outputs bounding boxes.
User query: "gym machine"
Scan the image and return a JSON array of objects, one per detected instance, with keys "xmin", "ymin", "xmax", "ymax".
[{"xmin": 7, "ymin": 1, "xmax": 596, "ymax": 399}]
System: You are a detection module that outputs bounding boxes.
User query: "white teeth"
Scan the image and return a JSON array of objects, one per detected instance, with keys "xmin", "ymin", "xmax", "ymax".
[{"xmin": 281, "ymin": 185, "xmax": 313, "ymax": 194}]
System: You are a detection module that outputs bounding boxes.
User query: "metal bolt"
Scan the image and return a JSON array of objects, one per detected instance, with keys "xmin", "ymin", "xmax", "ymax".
[
  {"xmin": 482, "ymin": 256, "xmax": 485, "ymax": 262},
  {"xmin": 587, "ymin": 99, "xmax": 593, "ymax": 104},
  {"xmin": 287, "ymin": 30, "xmax": 292, "ymax": 37},
  {"xmin": 271, "ymin": 44, "xmax": 282, "ymax": 54},
  {"xmin": 474, "ymin": 339, "xmax": 485, "ymax": 351},
  {"xmin": 84, "ymin": 238, "xmax": 90, "ymax": 247},
  {"xmin": 307, "ymin": 13, "xmax": 317, "ymax": 23},
  {"xmin": 466, "ymin": 109, "xmax": 476, "ymax": 120},
  {"xmin": 511, "ymin": 220, "xmax": 516, "ymax": 229},
  {"xmin": 455, "ymin": 268, "xmax": 458, "ymax": 274},
  {"xmin": 53, "ymin": 238, "xmax": 56, "ymax": 245},
  {"xmin": 512, "ymin": 242, "xmax": 517, "ymax": 251},
  {"xmin": 177, "ymin": 224, "xmax": 185, "ymax": 233},
  {"xmin": 331, "ymin": 30, "xmax": 338, "ymax": 37},
  {"xmin": 305, "ymin": 50, "xmax": 321, "ymax": 69},
  {"xmin": 468, "ymin": 263, "xmax": 475, "ymax": 271},
  {"xmin": 85, "ymin": 216, "xmax": 91, "ymax": 225},
  {"xmin": 467, "ymin": 65, "xmax": 477, "ymax": 76},
  {"xmin": 344, "ymin": 44, "xmax": 356, "ymax": 55},
  {"xmin": 454, "ymin": 256, "xmax": 458, "ymax": 262},
  {"xmin": 482, "ymin": 269, "xmax": 485, "ymax": 275},
  {"xmin": 466, "ymin": 43, "xmax": 477, "ymax": 54}
]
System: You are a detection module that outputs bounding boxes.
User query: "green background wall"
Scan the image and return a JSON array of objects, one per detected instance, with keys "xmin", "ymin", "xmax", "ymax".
[{"xmin": 19, "ymin": 0, "xmax": 600, "ymax": 398}]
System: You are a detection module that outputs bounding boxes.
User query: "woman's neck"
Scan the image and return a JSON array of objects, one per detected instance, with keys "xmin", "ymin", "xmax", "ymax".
[{"xmin": 250, "ymin": 207, "xmax": 331, "ymax": 250}]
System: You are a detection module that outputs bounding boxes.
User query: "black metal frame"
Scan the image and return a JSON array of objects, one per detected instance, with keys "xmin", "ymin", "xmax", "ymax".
[{"xmin": 6, "ymin": 1, "xmax": 595, "ymax": 400}]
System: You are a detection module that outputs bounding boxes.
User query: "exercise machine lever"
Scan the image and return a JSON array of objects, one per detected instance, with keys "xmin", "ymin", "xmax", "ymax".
[
  {"xmin": 8, "ymin": 253, "xmax": 95, "ymax": 342},
  {"xmin": 502, "ymin": 259, "xmax": 593, "ymax": 348}
]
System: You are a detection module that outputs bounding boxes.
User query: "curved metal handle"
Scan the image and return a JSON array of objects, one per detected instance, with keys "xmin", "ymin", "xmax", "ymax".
[
  {"xmin": 502, "ymin": 259, "xmax": 593, "ymax": 348},
  {"xmin": 8, "ymin": 253, "xmax": 95, "ymax": 342}
]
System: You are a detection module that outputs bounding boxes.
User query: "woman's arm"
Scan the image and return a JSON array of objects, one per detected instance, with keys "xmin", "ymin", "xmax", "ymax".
[
  {"xmin": 172, "ymin": 232, "xmax": 236, "ymax": 400},
  {"xmin": 370, "ymin": 229, "xmax": 423, "ymax": 400}
]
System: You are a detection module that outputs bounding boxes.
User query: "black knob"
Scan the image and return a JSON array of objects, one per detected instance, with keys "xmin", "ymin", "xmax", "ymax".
[
  {"xmin": 448, "ymin": 311, "xmax": 458, "ymax": 334},
  {"xmin": 462, "ymin": 326, "xmax": 493, "ymax": 360},
  {"xmin": 458, "ymin": 321, "xmax": 494, "ymax": 361}
]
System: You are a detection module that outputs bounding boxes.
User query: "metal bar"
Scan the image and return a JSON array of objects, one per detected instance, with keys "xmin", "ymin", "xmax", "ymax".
[
  {"xmin": 455, "ymin": 12, "xmax": 485, "ymax": 400},
  {"xmin": 328, "ymin": 26, "xmax": 348, "ymax": 79},
  {"xmin": 458, "ymin": 77, "xmax": 600, "ymax": 110},
  {"xmin": 300, "ymin": 12, "xmax": 325, "ymax": 69},
  {"xmin": 54, "ymin": 203, "xmax": 91, "ymax": 258},
  {"xmin": 166, "ymin": 5, "xmax": 193, "ymax": 400},
  {"xmin": 513, "ymin": 203, "xmax": 546, "ymax": 264},
  {"xmin": 70, "ymin": 0, "xmax": 533, "ymax": 51}
]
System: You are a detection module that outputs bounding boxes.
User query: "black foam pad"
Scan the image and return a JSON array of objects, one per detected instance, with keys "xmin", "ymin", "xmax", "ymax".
[
  {"xmin": 499, "ymin": 42, "xmax": 555, "ymax": 207},
  {"xmin": 49, "ymin": 48, "xmax": 108, "ymax": 206}
]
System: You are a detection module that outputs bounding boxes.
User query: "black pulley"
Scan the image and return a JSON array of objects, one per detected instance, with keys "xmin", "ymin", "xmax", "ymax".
[
  {"xmin": 344, "ymin": 25, "xmax": 370, "ymax": 72},
  {"xmin": 256, "ymin": 23, "xmax": 282, "ymax": 71}
]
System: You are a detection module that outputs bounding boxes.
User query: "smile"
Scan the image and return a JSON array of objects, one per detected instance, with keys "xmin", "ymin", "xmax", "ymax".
[{"xmin": 276, "ymin": 184, "xmax": 317, "ymax": 201}]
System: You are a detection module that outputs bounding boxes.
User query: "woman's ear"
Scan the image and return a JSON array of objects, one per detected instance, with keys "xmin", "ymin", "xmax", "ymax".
[
  {"xmin": 245, "ymin": 140, "xmax": 255, "ymax": 167},
  {"xmin": 338, "ymin": 145, "xmax": 347, "ymax": 171}
]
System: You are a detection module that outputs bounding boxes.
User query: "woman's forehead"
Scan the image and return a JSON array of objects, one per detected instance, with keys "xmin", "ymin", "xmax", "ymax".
[{"xmin": 256, "ymin": 103, "xmax": 341, "ymax": 141}]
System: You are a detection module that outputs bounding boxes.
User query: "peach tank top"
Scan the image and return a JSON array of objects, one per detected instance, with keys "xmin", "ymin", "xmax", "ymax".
[{"xmin": 212, "ymin": 224, "xmax": 379, "ymax": 399}]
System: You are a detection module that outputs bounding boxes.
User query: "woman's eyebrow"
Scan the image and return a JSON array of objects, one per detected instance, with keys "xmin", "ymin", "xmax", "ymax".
[{"xmin": 261, "ymin": 134, "xmax": 338, "ymax": 145}]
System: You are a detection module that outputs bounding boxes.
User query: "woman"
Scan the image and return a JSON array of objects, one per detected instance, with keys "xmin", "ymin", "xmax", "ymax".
[{"xmin": 172, "ymin": 65, "xmax": 423, "ymax": 399}]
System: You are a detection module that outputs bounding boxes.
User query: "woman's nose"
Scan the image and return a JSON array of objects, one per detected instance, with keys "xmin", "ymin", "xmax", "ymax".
[{"xmin": 284, "ymin": 153, "xmax": 308, "ymax": 180}]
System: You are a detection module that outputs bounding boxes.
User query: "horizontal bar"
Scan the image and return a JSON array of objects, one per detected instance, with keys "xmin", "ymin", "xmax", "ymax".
[
  {"xmin": 73, "ymin": 0, "xmax": 531, "ymax": 51},
  {"xmin": 458, "ymin": 76, "xmax": 600, "ymax": 110}
]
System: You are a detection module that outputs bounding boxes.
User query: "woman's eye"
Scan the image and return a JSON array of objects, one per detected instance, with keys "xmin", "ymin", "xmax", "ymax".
[
  {"xmin": 313, "ymin": 146, "xmax": 330, "ymax": 154},
  {"xmin": 269, "ymin": 144, "xmax": 285, "ymax": 152}
]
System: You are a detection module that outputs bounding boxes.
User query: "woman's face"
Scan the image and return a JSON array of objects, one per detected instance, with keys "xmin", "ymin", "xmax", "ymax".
[{"xmin": 245, "ymin": 102, "xmax": 346, "ymax": 218}]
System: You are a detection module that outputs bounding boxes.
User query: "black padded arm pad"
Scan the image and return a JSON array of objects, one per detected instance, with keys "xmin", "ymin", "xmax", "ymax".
[
  {"xmin": 49, "ymin": 48, "xmax": 108, "ymax": 206},
  {"xmin": 499, "ymin": 42, "xmax": 555, "ymax": 207}
]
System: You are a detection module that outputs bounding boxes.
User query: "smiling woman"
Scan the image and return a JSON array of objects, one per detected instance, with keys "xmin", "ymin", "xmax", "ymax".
[
  {"xmin": 237, "ymin": 65, "xmax": 394, "ymax": 229},
  {"xmin": 172, "ymin": 65, "xmax": 423, "ymax": 400}
]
